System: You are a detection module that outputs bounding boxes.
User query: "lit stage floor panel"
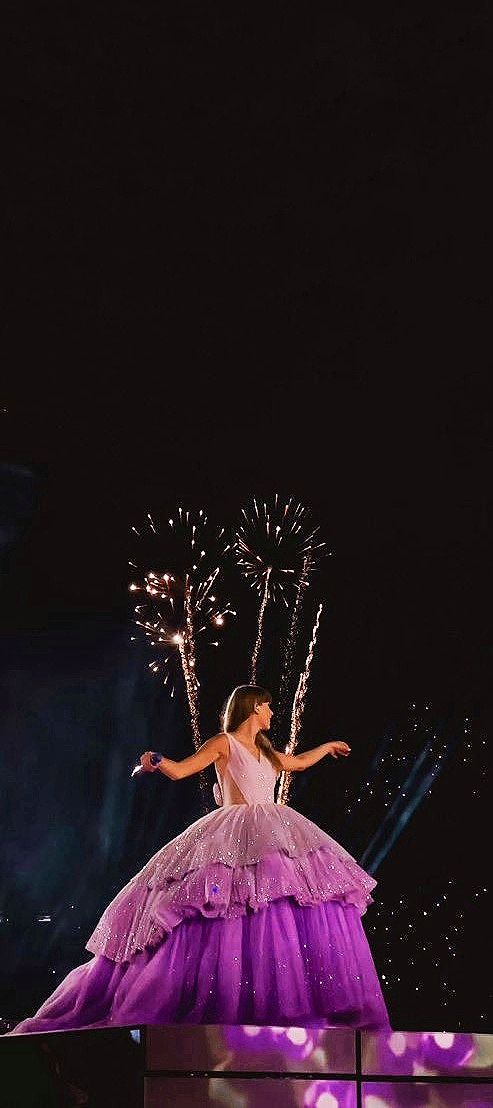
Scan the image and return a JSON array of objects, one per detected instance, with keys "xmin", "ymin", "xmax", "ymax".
[{"xmin": 1, "ymin": 1025, "xmax": 492, "ymax": 1106}]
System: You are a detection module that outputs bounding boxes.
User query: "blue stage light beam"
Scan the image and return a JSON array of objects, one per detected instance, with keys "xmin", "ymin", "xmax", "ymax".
[{"xmin": 359, "ymin": 740, "xmax": 446, "ymax": 873}]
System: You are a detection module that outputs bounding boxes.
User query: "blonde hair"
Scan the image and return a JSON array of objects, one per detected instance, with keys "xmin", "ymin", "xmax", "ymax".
[{"xmin": 221, "ymin": 684, "xmax": 283, "ymax": 773}]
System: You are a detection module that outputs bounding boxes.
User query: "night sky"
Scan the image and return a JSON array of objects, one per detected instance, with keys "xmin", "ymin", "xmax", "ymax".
[{"xmin": 1, "ymin": 3, "xmax": 491, "ymax": 1029}]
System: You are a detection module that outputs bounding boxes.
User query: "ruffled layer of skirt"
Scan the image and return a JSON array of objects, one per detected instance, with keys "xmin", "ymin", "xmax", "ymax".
[
  {"xmin": 85, "ymin": 803, "xmax": 377, "ymax": 963},
  {"xmin": 8, "ymin": 899, "xmax": 390, "ymax": 1033},
  {"xmin": 6, "ymin": 803, "xmax": 390, "ymax": 1034}
]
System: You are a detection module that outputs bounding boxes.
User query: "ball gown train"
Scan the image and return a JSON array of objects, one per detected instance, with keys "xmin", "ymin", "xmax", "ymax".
[{"xmin": 7, "ymin": 733, "xmax": 390, "ymax": 1033}]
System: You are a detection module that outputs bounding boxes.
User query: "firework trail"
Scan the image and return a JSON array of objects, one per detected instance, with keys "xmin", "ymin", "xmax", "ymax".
[
  {"xmin": 277, "ymin": 602, "xmax": 323, "ymax": 806},
  {"xmin": 250, "ymin": 567, "xmax": 272, "ymax": 682},
  {"xmin": 275, "ymin": 554, "xmax": 313, "ymax": 739},
  {"xmin": 129, "ymin": 510, "xmax": 235, "ymax": 763},
  {"xmin": 233, "ymin": 496, "xmax": 325, "ymax": 684},
  {"xmin": 178, "ymin": 573, "xmax": 201, "ymax": 748}
]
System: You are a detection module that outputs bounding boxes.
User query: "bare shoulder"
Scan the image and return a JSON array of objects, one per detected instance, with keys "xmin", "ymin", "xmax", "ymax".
[{"xmin": 204, "ymin": 732, "xmax": 229, "ymax": 758}]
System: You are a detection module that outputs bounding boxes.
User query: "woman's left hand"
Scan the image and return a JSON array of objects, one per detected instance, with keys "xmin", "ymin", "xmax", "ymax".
[{"xmin": 328, "ymin": 741, "xmax": 351, "ymax": 758}]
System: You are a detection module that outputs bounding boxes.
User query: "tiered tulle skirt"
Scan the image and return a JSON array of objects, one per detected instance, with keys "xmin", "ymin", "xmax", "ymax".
[{"xmin": 8, "ymin": 803, "xmax": 391, "ymax": 1033}]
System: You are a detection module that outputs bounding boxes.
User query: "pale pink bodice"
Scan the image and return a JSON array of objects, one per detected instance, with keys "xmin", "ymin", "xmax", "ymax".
[{"xmin": 213, "ymin": 732, "xmax": 278, "ymax": 806}]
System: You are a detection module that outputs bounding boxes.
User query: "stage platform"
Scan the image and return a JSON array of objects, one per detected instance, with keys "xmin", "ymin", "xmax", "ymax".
[{"xmin": 2, "ymin": 1023, "xmax": 493, "ymax": 1106}]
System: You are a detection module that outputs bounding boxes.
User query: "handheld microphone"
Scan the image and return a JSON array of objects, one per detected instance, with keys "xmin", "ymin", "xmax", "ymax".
[{"xmin": 131, "ymin": 752, "xmax": 164, "ymax": 778}]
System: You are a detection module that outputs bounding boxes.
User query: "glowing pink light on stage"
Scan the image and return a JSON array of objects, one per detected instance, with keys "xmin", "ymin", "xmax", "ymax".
[
  {"xmin": 419, "ymin": 1031, "xmax": 475, "ymax": 1070},
  {"xmin": 304, "ymin": 1079, "xmax": 356, "ymax": 1108}
]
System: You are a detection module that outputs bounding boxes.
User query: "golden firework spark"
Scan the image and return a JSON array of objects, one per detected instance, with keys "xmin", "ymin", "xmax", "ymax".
[
  {"xmin": 250, "ymin": 567, "xmax": 272, "ymax": 683},
  {"xmin": 275, "ymin": 553, "xmax": 313, "ymax": 737},
  {"xmin": 233, "ymin": 495, "xmax": 326, "ymax": 685},
  {"xmin": 129, "ymin": 510, "xmax": 235, "ymax": 755}
]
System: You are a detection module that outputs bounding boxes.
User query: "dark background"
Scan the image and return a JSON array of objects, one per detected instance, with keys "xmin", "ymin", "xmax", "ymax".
[{"xmin": 1, "ymin": 2, "xmax": 491, "ymax": 1031}]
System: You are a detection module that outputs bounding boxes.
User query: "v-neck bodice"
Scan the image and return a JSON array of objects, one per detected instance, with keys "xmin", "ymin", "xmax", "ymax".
[
  {"xmin": 230, "ymin": 733, "xmax": 261, "ymax": 764},
  {"xmin": 213, "ymin": 732, "xmax": 278, "ymax": 806}
]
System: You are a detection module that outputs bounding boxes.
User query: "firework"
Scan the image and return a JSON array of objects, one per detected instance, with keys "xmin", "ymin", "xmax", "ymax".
[
  {"xmin": 275, "ymin": 553, "xmax": 313, "ymax": 738},
  {"xmin": 250, "ymin": 567, "xmax": 271, "ymax": 683},
  {"xmin": 233, "ymin": 496, "xmax": 325, "ymax": 682},
  {"xmin": 277, "ymin": 602, "xmax": 323, "ymax": 805},
  {"xmin": 129, "ymin": 509, "xmax": 235, "ymax": 752}
]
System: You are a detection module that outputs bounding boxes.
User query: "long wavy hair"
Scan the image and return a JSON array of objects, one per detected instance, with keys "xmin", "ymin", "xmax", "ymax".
[{"xmin": 221, "ymin": 684, "xmax": 283, "ymax": 773}]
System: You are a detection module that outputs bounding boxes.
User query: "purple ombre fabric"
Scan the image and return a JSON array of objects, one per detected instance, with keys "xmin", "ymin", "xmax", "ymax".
[
  {"xmin": 9, "ymin": 901, "xmax": 389, "ymax": 1033},
  {"xmin": 7, "ymin": 733, "xmax": 391, "ymax": 1034}
]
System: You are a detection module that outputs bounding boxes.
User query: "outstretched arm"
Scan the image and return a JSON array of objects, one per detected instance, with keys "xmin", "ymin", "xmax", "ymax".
[
  {"xmin": 140, "ymin": 733, "xmax": 228, "ymax": 780},
  {"xmin": 277, "ymin": 740, "xmax": 351, "ymax": 772}
]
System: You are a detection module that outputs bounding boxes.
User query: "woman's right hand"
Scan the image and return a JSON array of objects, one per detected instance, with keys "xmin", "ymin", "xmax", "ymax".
[{"xmin": 140, "ymin": 751, "xmax": 160, "ymax": 772}]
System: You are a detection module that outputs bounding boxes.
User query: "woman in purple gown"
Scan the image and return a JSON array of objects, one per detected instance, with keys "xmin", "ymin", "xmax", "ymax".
[{"xmin": 7, "ymin": 685, "xmax": 390, "ymax": 1033}]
